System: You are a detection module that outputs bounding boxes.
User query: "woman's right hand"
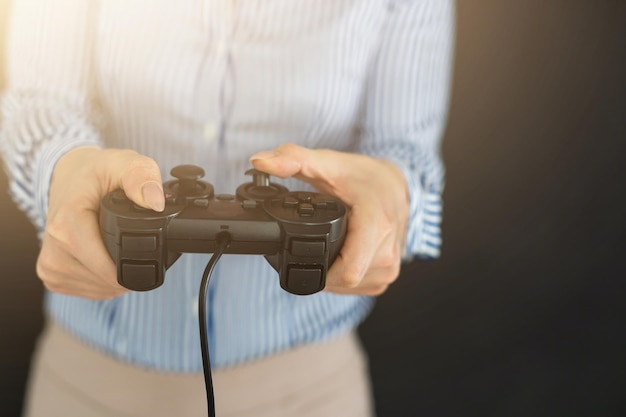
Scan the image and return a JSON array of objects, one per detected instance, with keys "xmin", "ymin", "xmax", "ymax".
[{"xmin": 36, "ymin": 147, "xmax": 165, "ymax": 299}]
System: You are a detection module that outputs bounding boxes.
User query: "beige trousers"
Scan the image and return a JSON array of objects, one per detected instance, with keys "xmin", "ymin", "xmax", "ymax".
[{"xmin": 23, "ymin": 322, "xmax": 375, "ymax": 417}]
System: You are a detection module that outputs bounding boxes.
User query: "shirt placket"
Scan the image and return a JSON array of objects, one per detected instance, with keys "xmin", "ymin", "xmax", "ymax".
[{"xmin": 201, "ymin": 0, "xmax": 237, "ymax": 175}]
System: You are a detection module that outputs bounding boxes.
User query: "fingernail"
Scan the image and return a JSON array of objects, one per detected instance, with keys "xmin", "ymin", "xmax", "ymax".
[
  {"xmin": 141, "ymin": 181, "xmax": 165, "ymax": 212},
  {"xmin": 249, "ymin": 151, "xmax": 278, "ymax": 161}
]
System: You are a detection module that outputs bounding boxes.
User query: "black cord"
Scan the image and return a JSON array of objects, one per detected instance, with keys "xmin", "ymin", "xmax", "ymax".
[{"xmin": 199, "ymin": 233, "xmax": 231, "ymax": 417}]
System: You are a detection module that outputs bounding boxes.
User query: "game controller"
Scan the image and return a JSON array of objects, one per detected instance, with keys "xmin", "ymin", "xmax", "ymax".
[{"xmin": 99, "ymin": 165, "xmax": 347, "ymax": 295}]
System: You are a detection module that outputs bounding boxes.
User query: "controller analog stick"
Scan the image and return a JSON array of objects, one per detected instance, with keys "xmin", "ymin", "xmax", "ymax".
[
  {"xmin": 170, "ymin": 165, "xmax": 206, "ymax": 196},
  {"xmin": 238, "ymin": 168, "xmax": 288, "ymax": 200},
  {"xmin": 246, "ymin": 168, "xmax": 271, "ymax": 187}
]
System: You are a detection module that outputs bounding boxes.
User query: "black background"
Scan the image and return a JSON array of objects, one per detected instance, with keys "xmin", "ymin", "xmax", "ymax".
[{"xmin": 1, "ymin": 1, "xmax": 625, "ymax": 416}]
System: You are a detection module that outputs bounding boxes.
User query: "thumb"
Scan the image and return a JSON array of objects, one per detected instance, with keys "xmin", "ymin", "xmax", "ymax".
[
  {"xmin": 104, "ymin": 150, "xmax": 165, "ymax": 212},
  {"xmin": 249, "ymin": 144, "xmax": 344, "ymax": 195}
]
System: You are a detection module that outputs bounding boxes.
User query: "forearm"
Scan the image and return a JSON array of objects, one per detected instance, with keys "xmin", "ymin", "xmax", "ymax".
[{"xmin": 358, "ymin": 0, "xmax": 455, "ymax": 259}]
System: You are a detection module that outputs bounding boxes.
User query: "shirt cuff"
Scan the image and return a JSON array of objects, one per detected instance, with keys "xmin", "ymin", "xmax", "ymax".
[
  {"xmin": 33, "ymin": 133, "xmax": 102, "ymax": 233},
  {"xmin": 384, "ymin": 157, "xmax": 443, "ymax": 261}
]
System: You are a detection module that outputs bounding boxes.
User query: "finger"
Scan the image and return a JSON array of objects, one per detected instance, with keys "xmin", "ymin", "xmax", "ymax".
[
  {"xmin": 44, "ymin": 203, "xmax": 122, "ymax": 289},
  {"xmin": 325, "ymin": 203, "xmax": 382, "ymax": 289},
  {"xmin": 250, "ymin": 144, "xmax": 363, "ymax": 197},
  {"xmin": 325, "ymin": 282, "xmax": 389, "ymax": 297},
  {"xmin": 325, "ymin": 253, "xmax": 401, "ymax": 296},
  {"xmin": 72, "ymin": 209, "xmax": 125, "ymax": 290},
  {"xmin": 102, "ymin": 150, "xmax": 165, "ymax": 211},
  {"xmin": 38, "ymin": 235, "xmax": 126, "ymax": 299}
]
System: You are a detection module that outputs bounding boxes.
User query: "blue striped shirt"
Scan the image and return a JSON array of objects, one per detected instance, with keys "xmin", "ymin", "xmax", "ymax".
[{"xmin": 0, "ymin": 0, "xmax": 454, "ymax": 370}]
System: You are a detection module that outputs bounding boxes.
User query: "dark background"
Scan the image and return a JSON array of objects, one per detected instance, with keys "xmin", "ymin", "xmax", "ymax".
[{"xmin": 1, "ymin": 1, "xmax": 625, "ymax": 416}]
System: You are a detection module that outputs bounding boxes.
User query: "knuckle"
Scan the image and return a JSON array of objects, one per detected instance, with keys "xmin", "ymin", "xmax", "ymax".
[
  {"xmin": 375, "ymin": 244, "xmax": 402, "ymax": 275},
  {"xmin": 382, "ymin": 265, "xmax": 401, "ymax": 285},
  {"xmin": 35, "ymin": 258, "xmax": 48, "ymax": 280},
  {"xmin": 339, "ymin": 271, "xmax": 362, "ymax": 288},
  {"xmin": 44, "ymin": 220, "xmax": 72, "ymax": 246},
  {"xmin": 36, "ymin": 264, "xmax": 64, "ymax": 289},
  {"xmin": 276, "ymin": 143, "xmax": 301, "ymax": 154},
  {"xmin": 36, "ymin": 250, "xmax": 60, "ymax": 279},
  {"xmin": 377, "ymin": 250, "xmax": 399, "ymax": 269}
]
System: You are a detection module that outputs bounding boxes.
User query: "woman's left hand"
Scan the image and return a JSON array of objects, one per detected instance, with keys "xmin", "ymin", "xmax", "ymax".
[{"xmin": 250, "ymin": 144, "xmax": 409, "ymax": 296}]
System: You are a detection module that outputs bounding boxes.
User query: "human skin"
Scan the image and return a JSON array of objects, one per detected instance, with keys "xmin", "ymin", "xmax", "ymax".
[{"xmin": 37, "ymin": 144, "xmax": 409, "ymax": 299}]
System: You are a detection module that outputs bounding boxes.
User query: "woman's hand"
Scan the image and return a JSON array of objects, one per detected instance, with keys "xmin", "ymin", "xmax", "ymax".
[
  {"xmin": 251, "ymin": 144, "xmax": 409, "ymax": 296},
  {"xmin": 37, "ymin": 147, "xmax": 165, "ymax": 299}
]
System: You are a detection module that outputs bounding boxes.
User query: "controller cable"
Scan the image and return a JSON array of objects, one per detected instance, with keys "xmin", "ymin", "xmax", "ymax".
[{"xmin": 199, "ymin": 232, "xmax": 232, "ymax": 417}]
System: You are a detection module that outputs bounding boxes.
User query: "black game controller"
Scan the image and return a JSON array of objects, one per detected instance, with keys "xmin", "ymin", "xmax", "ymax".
[{"xmin": 99, "ymin": 165, "xmax": 347, "ymax": 295}]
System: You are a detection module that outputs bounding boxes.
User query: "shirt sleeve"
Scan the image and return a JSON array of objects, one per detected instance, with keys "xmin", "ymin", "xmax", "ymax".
[
  {"xmin": 0, "ymin": 0, "xmax": 103, "ymax": 233},
  {"xmin": 358, "ymin": 0, "xmax": 455, "ymax": 260}
]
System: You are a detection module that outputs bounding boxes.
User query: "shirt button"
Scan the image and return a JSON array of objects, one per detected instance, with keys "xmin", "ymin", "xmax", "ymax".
[{"xmin": 203, "ymin": 122, "xmax": 218, "ymax": 143}]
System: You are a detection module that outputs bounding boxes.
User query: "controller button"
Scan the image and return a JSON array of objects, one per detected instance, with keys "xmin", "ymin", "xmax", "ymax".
[
  {"xmin": 291, "ymin": 239, "xmax": 326, "ymax": 257},
  {"xmin": 193, "ymin": 198, "xmax": 210, "ymax": 207},
  {"xmin": 121, "ymin": 234, "xmax": 158, "ymax": 252},
  {"xmin": 283, "ymin": 196, "xmax": 299, "ymax": 207},
  {"xmin": 297, "ymin": 203, "xmax": 315, "ymax": 216},
  {"xmin": 121, "ymin": 262, "xmax": 158, "ymax": 291},
  {"xmin": 287, "ymin": 266, "xmax": 324, "ymax": 295},
  {"xmin": 217, "ymin": 194, "xmax": 235, "ymax": 201},
  {"xmin": 242, "ymin": 199, "xmax": 258, "ymax": 209},
  {"xmin": 297, "ymin": 192, "xmax": 312, "ymax": 202},
  {"xmin": 326, "ymin": 201, "xmax": 338, "ymax": 210}
]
